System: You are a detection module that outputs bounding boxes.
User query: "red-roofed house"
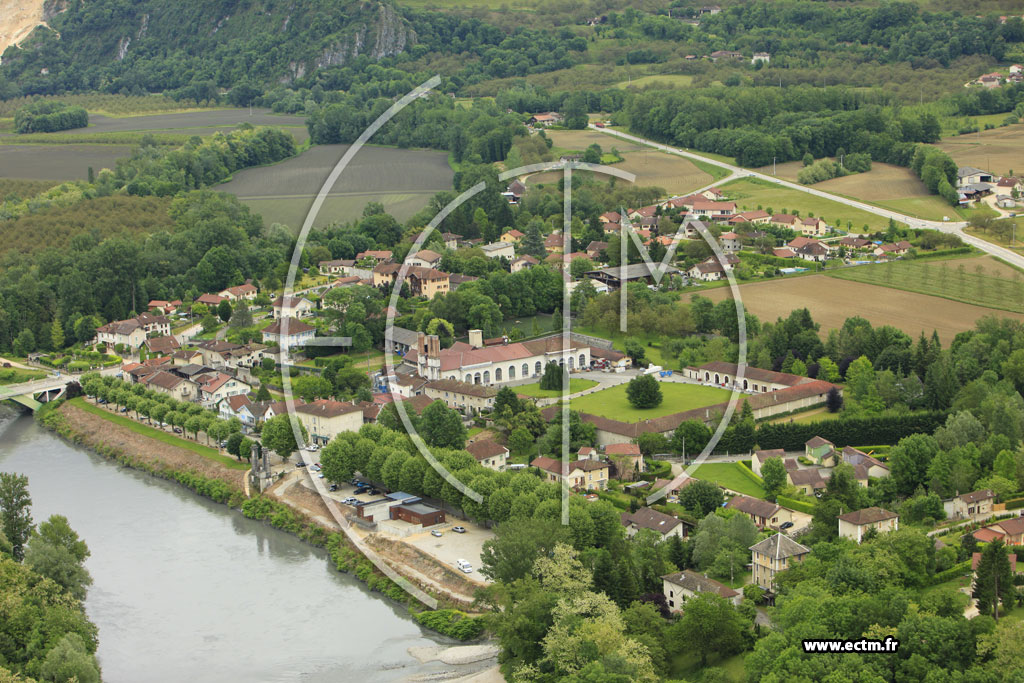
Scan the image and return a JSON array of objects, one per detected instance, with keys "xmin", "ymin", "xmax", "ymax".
[
  {"xmin": 531, "ymin": 456, "xmax": 609, "ymax": 490},
  {"xmin": 605, "ymin": 442, "xmax": 645, "ymax": 480}
]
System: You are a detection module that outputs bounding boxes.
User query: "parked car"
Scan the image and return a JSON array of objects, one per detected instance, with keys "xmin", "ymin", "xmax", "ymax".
[
  {"xmin": 431, "ymin": 530, "xmax": 443, "ymax": 537},
  {"xmin": 329, "ymin": 484, "xmax": 339, "ymax": 492},
  {"xmin": 296, "ymin": 461, "xmax": 306, "ymax": 468},
  {"xmin": 452, "ymin": 526, "xmax": 466, "ymax": 534},
  {"xmin": 456, "ymin": 559, "xmax": 473, "ymax": 573},
  {"xmin": 172, "ymin": 427, "xmax": 183, "ymax": 434},
  {"xmin": 779, "ymin": 521, "xmax": 794, "ymax": 530},
  {"xmin": 368, "ymin": 488, "xmax": 380, "ymax": 495},
  {"xmin": 318, "ymin": 473, "xmax": 324, "ymax": 479}
]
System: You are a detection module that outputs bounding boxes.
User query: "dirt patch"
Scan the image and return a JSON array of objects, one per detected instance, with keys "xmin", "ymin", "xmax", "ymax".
[
  {"xmin": 366, "ymin": 534, "xmax": 480, "ymax": 605},
  {"xmin": 0, "ymin": 0, "xmax": 47, "ymax": 53},
  {"xmin": 267, "ymin": 471, "xmax": 342, "ymax": 532},
  {"xmin": 60, "ymin": 401, "xmax": 246, "ymax": 487}
]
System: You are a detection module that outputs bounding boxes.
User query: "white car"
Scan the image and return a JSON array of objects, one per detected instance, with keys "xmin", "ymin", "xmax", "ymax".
[{"xmin": 456, "ymin": 559, "xmax": 473, "ymax": 573}]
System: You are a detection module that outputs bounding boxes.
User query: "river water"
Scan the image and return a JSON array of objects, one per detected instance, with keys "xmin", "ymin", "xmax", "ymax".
[{"xmin": 0, "ymin": 411, "xmax": 456, "ymax": 682}]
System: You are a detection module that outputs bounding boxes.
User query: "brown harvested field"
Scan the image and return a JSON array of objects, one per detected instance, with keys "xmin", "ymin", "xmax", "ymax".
[
  {"xmin": 754, "ymin": 161, "xmax": 932, "ymax": 200},
  {"xmin": 936, "ymin": 125, "xmax": 1024, "ymax": 178},
  {"xmin": 528, "ymin": 130, "xmax": 713, "ymax": 196},
  {"xmin": 701, "ymin": 263, "xmax": 1024, "ymax": 344}
]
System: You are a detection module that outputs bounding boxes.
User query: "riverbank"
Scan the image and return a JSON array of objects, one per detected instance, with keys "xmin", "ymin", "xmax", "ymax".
[{"xmin": 36, "ymin": 400, "xmax": 496, "ymax": 659}]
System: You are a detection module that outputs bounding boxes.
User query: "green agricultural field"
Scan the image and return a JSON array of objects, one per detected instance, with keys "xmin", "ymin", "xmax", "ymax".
[
  {"xmin": 721, "ymin": 177, "xmax": 897, "ymax": 231},
  {"xmin": 570, "ymin": 381, "xmax": 731, "ymax": 421},
  {"xmin": 0, "ymin": 368, "xmax": 48, "ymax": 385},
  {"xmin": 768, "ymin": 406, "xmax": 841, "ymax": 425},
  {"xmin": 515, "ymin": 378, "xmax": 599, "ymax": 398},
  {"xmin": 0, "ymin": 144, "xmax": 133, "ymax": 181},
  {"xmin": 0, "ymin": 94, "xmax": 226, "ymax": 118},
  {"xmin": 690, "ymin": 463, "xmax": 766, "ymax": 498},
  {"xmin": 827, "ymin": 257, "xmax": 1024, "ymax": 314},
  {"xmin": 216, "ymin": 143, "xmax": 453, "ymax": 231}
]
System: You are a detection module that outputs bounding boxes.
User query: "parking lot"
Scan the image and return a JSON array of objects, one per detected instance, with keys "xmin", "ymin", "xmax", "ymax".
[{"xmin": 402, "ymin": 522, "xmax": 494, "ymax": 583}]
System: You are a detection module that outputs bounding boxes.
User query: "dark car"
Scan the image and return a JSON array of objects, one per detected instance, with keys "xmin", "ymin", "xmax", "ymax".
[
  {"xmin": 172, "ymin": 427, "xmax": 183, "ymax": 433},
  {"xmin": 779, "ymin": 521, "xmax": 794, "ymax": 530},
  {"xmin": 296, "ymin": 461, "xmax": 306, "ymax": 468},
  {"xmin": 329, "ymin": 484, "xmax": 339, "ymax": 492},
  {"xmin": 368, "ymin": 488, "xmax": 381, "ymax": 495}
]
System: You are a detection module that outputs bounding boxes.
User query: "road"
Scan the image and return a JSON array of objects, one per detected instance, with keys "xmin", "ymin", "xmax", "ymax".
[{"xmin": 588, "ymin": 125, "xmax": 1024, "ymax": 270}]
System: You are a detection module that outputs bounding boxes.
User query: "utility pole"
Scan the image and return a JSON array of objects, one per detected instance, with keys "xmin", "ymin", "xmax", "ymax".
[{"xmin": 773, "ymin": 157, "xmax": 777, "ymax": 175}]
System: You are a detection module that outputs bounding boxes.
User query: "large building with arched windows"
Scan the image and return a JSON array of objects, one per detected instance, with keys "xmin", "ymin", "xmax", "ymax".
[
  {"xmin": 682, "ymin": 361, "xmax": 812, "ymax": 394},
  {"xmin": 402, "ymin": 330, "xmax": 591, "ymax": 386}
]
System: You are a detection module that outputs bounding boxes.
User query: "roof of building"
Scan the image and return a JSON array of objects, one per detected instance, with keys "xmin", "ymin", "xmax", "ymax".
[
  {"xmin": 145, "ymin": 335, "xmax": 180, "ymax": 354},
  {"xmin": 754, "ymin": 448, "xmax": 786, "ymax": 462},
  {"xmin": 425, "ymin": 378, "xmax": 499, "ymax": 399},
  {"xmin": 772, "ymin": 247, "xmax": 797, "ymax": 258},
  {"xmin": 356, "ymin": 250, "xmax": 393, "ymax": 260},
  {"xmin": 959, "ymin": 489, "xmax": 995, "ymax": 503},
  {"xmin": 789, "ymin": 468, "xmax": 826, "ymax": 489},
  {"xmin": 262, "ymin": 317, "xmax": 315, "ymax": 335},
  {"xmin": 605, "ymin": 443, "xmax": 642, "ymax": 456},
  {"xmin": 145, "ymin": 370, "xmax": 189, "ymax": 390},
  {"xmin": 690, "ymin": 361, "xmax": 811, "ymax": 388},
  {"xmin": 806, "ymin": 436, "xmax": 834, "ymax": 448},
  {"xmin": 413, "ymin": 249, "xmax": 442, "ymax": 263},
  {"xmin": 973, "ymin": 527, "xmax": 1006, "ymax": 543},
  {"xmin": 622, "ymin": 507, "xmax": 683, "ymax": 535},
  {"xmin": 293, "ymin": 399, "xmax": 362, "ymax": 419},
  {"xmin": 662, "ymin": 569, "xmax": 739, "ymax": 598},
  {"xmin": 225, "ymin": 394, "xmax": 252, "ymax": 413},
  {"xmin": 271, "ymin": 295, "xmax": 311, "ymax": 309},
  {"xmin": 838, "ymin": 506, "xmax": 898, "ymax": 525},
  {"xmin": 531, "ymin": 456, "xmax": 608, "ymax": 476},
  {"xmin": 972, "ymin": 552, "xmax": 1017, "ymax": 572},
  {"xmin": 482, "ymin": 241, "xmax": 514, "ymax": 253},
  {"xmin": 749, "ymin": 533, "xmax": 811, "ymax": 559},
  {"xmin": 726, "ymin": 495, "xmax": 782, "ymax": 520},
  {"xmin": 992, "ymin": 516, "xmax": 1024, "ymax": 536},
  {"xmin": 466, "ymin": 439, "xmax": 509, "ymax": 461},
  {"xmin": 589, "ymin": 263, "xmax": 681, "ymax": 281},
  {"xmin": 196, "ymin": 293, "xmax": 225, "ymax": 305}
]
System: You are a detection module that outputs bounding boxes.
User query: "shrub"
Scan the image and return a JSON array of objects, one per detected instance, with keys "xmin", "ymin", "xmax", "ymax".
[{"xmin": 413, "ymin": 610, "xmax": 485, "ymax": 641}]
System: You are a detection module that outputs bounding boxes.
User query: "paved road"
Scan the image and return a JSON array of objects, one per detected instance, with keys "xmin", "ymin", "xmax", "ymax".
[
  {"xmin": 589, "ymin": 125, "xmax": 1024, "ymax": 270},
  {"xmin": 0, "ymin": 366, "xmax": 120, "ymax": 398}
]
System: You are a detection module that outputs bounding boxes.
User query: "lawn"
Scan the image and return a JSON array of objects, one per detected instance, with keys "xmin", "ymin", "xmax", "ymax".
[
  {"xmin": 827, "ymin": 256, "xmax": 1024, "ymax": 314},
  {"xmin": 515, "ymin": 378, "xmax": 599, "ymax": 398},
  {"xmin": 571, "ymin": 325, "xmax": 675, "ymax": 369},
  {"xmin": 670, "ymin": 651, "xmax": 747, "ymax": 682},
  {"xmin": 69, "ymin": 398, "xmax": 248, "ymax": 469},
  {"xmin": 570, "ymin": 382, "xmax": 731, "ymax": 420},
  {"xmin": 721, "ymin": 177, "xmax": 897, "ymax": 231},
  {"xmin": 0, "ymin": 367, "xmax": 48, "ymax": 385},
  {"xmin": 691, "ymin": 463, "xmax": 766, "ymax": 498}
]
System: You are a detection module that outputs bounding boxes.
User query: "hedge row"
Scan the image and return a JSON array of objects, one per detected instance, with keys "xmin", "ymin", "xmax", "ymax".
[
  {"xmin": 1003, "ymin": 498, "xmax": 1024, "ymax": 511},
  {"xmin": 930, "ymin": 560, "xmax": 972, "ymax": 585},
  {"xmin": 736, "ymin": 461, "xmax": 765, "ymax": 487},
  {"xmin": 756, "ymin": 411, "xmax": 949, "ymax": 450},
  {"xmin": 777, "ymin": 495, "xmax": 817, "ymax": 514}
]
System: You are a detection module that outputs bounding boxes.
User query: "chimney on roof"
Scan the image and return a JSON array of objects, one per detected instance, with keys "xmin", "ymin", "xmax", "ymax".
[
  {"xmin": 468, "ymin": 329, "xmax": 483, "ymax": 348},
  {"xmin": 427, "ymin": 334, "xmax": 440, "ymax": 359},
  {"xmin": 417, "ymin": 331, "xmax": 426, "ymax": 354}
]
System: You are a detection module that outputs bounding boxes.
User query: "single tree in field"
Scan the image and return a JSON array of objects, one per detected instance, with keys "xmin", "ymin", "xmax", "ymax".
[
  {"xmin": 626, "ymin": 374, "xmax": 663, "ymax": 409},
  {"xmin": 671, "ymin": 593, "xmax": 749, "ymax": 667},
  {"xmin": 0, "ymin": 472, "xmax": 33, "ymax": 561},
  {"xmin": 973, "ymin": 539, "xmax": 1016, "ymax": 620},
  {"xmin": 761, "ymin": 457, "xmax": 787, "ymax": 501},
  {"xmin": 229, "ymin": 301, "xmax": 254, "ymax": 329}
]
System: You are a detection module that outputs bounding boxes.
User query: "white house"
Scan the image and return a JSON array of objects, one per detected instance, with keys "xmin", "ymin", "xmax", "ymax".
[
  {"xmin": 662, "ymin": 570, "xmax": 741, "ymax": 611},
  {"xmin": 271, "ymin": 296, "xmax": 314, "ymax": 319},
  {"xmin": 262, "ymin": 317, "xmax": 316, "ymax": 348},
  {"xmin": 466, "ymin": 439, "xmax": 509, "ymax": 471},
  {"xmin": 480, "ymin": 242, "xmax": 515, "ymax": 260}
]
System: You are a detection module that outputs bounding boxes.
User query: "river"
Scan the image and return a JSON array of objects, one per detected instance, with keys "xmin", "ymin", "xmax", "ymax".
[{"xmin": 0, "ymin": 411, "xmax": 458, "ymax": 682}]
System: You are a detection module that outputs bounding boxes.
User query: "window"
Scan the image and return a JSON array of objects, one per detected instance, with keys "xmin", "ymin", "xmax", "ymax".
[
  {"xmin": 522, "ymin": 363, "xmax": 529, "ymax": 377},
  {"xmin": 579, "ymin": 354, "xmax": 586, "ymax": 367},
  {"xmin": 495, "ymin": 368, "xmax": 502, "ymax": 382},
  {"xmin": 535, "ymin": 361, "xmax": 542, "ymax": 375},
  {"xmin": 568, "ymin": 357, "xmax": 574, "ymax": 369},
  {"xmin": 509, "ymin": 365, "xmax": 516, "ymax": 379},
  {"xmin": 483, "ymin": 371, "xmax": 490, "ymax": 383}
]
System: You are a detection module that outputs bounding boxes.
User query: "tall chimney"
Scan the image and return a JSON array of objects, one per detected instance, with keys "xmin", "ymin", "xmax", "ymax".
[
  {"xmin": 427, "ymin": 334, "xmax": 441, "ymax": 358},
  {"xmin": 417, "ymin": 331, "xmax": 426, "ymax": 354},
  {"xmin": 468, "ymin": 329, "xmax": 484, "ymax": 348}
]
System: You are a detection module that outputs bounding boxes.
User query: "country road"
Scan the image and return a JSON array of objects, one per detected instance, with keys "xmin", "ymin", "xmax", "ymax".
[{"xmin": 588, "ymin": 125, "xmax": 1024, "ymax": 271}]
